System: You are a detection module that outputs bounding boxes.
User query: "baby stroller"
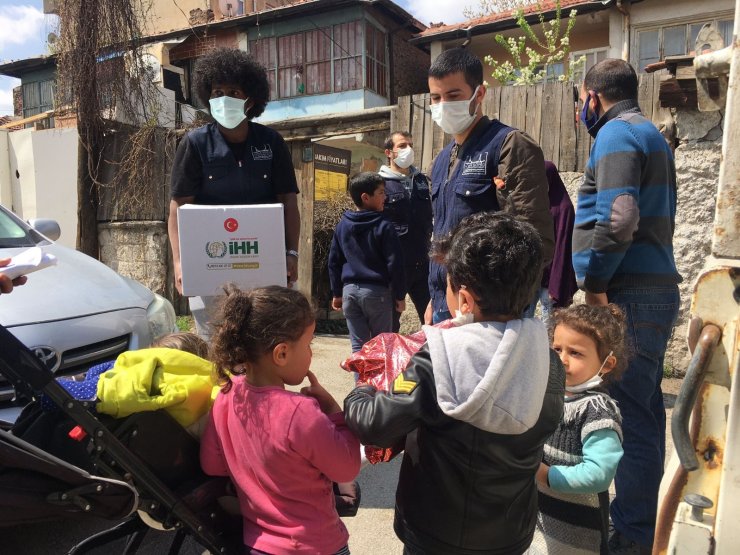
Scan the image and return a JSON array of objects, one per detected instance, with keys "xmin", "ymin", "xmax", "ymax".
[{"xmin": 0, "ymin": 324, "xmax": 241, "ymax": 554}]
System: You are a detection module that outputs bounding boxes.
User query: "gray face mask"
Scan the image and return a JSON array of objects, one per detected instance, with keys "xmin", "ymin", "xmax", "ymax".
[{"xmin": 565, "ymin": 350, "xmax": 614, "ymax": 394}]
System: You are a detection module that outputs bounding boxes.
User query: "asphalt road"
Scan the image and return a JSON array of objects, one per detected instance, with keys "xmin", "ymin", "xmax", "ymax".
[{"xmin": 3, "ymin": 333, "xmax": 680, "ymax": 555}]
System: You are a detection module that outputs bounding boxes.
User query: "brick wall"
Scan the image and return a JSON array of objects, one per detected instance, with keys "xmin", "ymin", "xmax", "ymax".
[
  {"xmin": 12, "ymin": 86, "xmax": 22, "ymax": 117},
  {"xmin": 169, "ymin": 29, "xmax": 239, "ymax": 63},
  {"xmin": 366, "ymin": 6, "xmax": 430, "ymax": 104},
  {"xmin": 390, "ymin": 33, "xmax": 430, "ymax": 102}
]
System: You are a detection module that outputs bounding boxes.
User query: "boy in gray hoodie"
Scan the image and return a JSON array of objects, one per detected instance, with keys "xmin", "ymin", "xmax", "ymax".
[{"xmin": 344, "ymin": 212, "xmax": 565, "ymax": 555}]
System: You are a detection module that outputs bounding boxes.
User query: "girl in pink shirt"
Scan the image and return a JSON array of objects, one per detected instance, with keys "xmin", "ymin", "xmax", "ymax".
[{"xmin": 200, "ymin": 285, "xmax": 361, "ymax": 554}]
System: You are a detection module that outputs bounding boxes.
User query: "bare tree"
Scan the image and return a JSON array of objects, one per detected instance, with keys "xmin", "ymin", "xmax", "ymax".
[{"xmin": 55, "ymin": 0, "xmax": 158, "ymax": 257}]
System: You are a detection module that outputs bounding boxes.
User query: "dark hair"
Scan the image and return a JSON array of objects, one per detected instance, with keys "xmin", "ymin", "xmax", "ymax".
[
  {"xmin": 210, "ymin": 284, "xmax": 315, "ymax": 391},
  {"xmin": 194, "ymin": 47, "xmax": 270, "ymax": 118},
  {"xmin": 584, "ymin": 58, "xmax": 638, "ymax": 103},
  {"xmin": 428, "ymin": 48, "xmax": 483, "ymax": 91},
  {"xmin": 432, "ymin": 212, "xmax": 543, "ymax": 318},
  {"xmin": 348, "ymin": 171, "xmax": 384, "ymax": 208},
  {"xmin": 151, "ymin": 332, "xmax": 209, "ymax": 359},
  {"xmin": 550, "ymin": 304, "xmax": 629, "ymax": 385},
  {"xmin": 384, "ymin": 131, "xmax": 412, "ymax": 152}
]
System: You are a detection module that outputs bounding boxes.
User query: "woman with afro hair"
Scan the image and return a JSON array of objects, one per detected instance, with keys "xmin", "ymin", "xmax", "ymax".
[{"xmin": 168, "ymin": 47, "xmax": 300, "ymax": 338}]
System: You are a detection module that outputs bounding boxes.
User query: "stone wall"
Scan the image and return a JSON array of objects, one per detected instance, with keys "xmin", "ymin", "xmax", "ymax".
[
  {"xmin": 98, "ymin": 221, "xmax": 171, "ymax": 298},
  {"xmin": 560, "ymin": 107, "xmax": 723, "ymax": 374}
]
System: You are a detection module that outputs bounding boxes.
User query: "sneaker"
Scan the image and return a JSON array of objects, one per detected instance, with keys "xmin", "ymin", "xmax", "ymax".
[{"xmin": 607, "ymin": 530, "xmax": 652, "ymax": 555}]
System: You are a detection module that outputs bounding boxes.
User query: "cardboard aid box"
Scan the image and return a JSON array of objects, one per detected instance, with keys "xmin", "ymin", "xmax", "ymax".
[{"xmin": 178, "ymin": 204, "xmax": 286, "ymax": 297}]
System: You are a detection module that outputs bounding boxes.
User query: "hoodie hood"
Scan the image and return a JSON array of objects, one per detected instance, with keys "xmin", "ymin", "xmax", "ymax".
[
  {"xmin": 423, "ymin": 318, "xmax": 550, "ymax": 435},
  {"xmin": 378, "ymin": 164, "xmax": 419, "ymax": 180},
  {"xmin": 342, "ymin": 209, "xmax": 385, "ymax": 230}
]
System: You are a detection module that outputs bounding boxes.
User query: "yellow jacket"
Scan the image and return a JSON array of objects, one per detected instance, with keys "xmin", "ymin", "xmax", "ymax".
[{"xmin": 96, "ymin": 348, "xmax": 219, "ymax": 427}]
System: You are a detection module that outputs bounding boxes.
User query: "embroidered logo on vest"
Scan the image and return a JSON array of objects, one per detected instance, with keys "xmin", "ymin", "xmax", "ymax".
[
  {"xmin": 461, "ymin": 152, "xmax": 488, "ymax": 176},
  {"xmin": 252, "ymin": 144, "xmax": 273, "ymax": 161}
]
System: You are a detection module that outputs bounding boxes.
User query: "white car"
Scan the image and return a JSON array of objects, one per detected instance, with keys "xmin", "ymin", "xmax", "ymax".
[{"xmin": 0, "ymin": 204, "xmax": 177, "ymax": 422}]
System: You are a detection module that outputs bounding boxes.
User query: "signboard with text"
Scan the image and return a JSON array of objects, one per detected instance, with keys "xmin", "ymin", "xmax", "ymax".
[{"xmin": 314, "ymin": 144, "xmax": 352, "ymax": 201}]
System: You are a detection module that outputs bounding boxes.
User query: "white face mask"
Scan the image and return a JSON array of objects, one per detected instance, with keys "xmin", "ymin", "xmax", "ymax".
[
  {"xmin": 452, "ymin": 290, "xmax": 475, "ymax": 325},
  {"xmin": 453, "ymin": 309, "xmax": 475, "ymax": 326},
  {"xmin": 393, "ymin": 146, "xmax": 414, "ymax": 169},
  {"xmin": 430, "ymin": 86, "xmax": 480, "ymax": 135},
  {"xmin": 209, "ymin": 96, "xmax": 248, "ymax": 129},
  {"xmin": 566, "ymin": 351, "xmax": 614, "ymax": 394}
]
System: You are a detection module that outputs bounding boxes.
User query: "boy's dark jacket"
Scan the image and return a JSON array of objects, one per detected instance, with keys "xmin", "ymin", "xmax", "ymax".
[
  {"xmin": 344, "ymin": 320, "xmax": 565, "ymax": 555},
  {"xmin": 328, "ymin": 209, "xmax": 406, "ymax": 300}
]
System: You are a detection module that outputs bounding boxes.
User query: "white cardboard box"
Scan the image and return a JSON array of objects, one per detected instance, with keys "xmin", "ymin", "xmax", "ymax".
[{"xmin": 178, "ymin": 204, "xmax": 286, "ymax": 297}]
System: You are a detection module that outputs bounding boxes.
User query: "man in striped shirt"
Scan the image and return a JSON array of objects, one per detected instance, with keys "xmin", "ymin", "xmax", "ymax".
[{"xmin": 572, "ymin": 59, "xmax": 681, "ymax": 555}]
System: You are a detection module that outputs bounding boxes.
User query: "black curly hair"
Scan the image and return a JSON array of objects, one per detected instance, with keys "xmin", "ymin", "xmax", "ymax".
[
  {"xmin": 194, "ymin": 47, "xmax": 270, "ymax": 119},
  {"xmin": 431, "ymin": 211, "xmax": 543, "ymax": 318}
]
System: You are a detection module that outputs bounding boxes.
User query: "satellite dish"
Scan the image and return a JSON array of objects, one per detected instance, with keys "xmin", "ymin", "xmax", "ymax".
[
  {"xmin": 47, "ymin": 32, "xmax": 58, "ymax": 45},
  {"xmin": 140, "ymin": 53, "xmax": 162, "ymax": 83}
]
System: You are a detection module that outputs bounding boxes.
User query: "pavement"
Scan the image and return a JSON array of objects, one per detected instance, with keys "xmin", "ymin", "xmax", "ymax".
[{"xmin": 4, "ymin": 332, "xmax": 682, "ymax": 555}]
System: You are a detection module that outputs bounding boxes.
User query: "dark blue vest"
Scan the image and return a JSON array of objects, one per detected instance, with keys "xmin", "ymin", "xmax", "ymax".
[
  {"xmin": 428, "ymin": 119, "xmax": 513, "ymax": 313},
  {"xmin": 383, "ymin": 171, "xmax": 433, "ymax": 274},
  {"xmin": 188, "ymin": 122, "xmax": 278, "ymax": 205}
]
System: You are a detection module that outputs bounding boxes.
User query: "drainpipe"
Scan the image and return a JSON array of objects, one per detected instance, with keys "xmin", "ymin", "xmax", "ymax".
[{"xmin": 616, "ymin": 0, "xmax": 630, "ymax": 61}]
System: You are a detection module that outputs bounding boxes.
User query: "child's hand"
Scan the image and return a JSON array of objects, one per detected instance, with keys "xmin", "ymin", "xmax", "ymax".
[
  {"xmin": 331, "ymin": 296, "xmax": 343, "ymax": 311},
  {"xmin": 536, "ymin": 462, "xmax": 550, "ymax": 487},
  {"xmin": 300, "ymin": 370, "xmax": 342, "ymax": 415},
  {"xmin": 395, "ymin": 299, "xmax": 406, "ymax": 313}
]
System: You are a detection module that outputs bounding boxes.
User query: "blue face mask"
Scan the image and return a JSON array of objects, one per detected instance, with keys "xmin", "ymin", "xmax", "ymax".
[
  {"xmin": 580, "ymin": 92, "xmax": 600, "ymax": 136},
  {"xmin": 209, "ymin": 95, "xmax": 248, "ymax": 129}
]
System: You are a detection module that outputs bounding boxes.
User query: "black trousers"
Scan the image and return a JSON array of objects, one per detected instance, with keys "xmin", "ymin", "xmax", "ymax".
[{"xmin": 393, "ymin": 265, "xmax": 431, "ymax": 332}]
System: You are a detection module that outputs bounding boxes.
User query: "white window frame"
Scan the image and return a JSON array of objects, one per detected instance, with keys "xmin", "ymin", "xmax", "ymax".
[{"xmin": 569, "ymin": 47, "xmax": 609, "ymax": 84}]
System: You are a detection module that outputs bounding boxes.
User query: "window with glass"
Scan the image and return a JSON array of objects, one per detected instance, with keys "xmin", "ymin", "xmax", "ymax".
[
  {"xmin": 305, "ymin": 28, "xmax": 331, "ymax": 95},
  {"xmin": 333, "ymin": 20, "xmax": 363, "ymax": 92},
  {"xmin": 248, "ymin": 20, "xmax": 386, "ymax": 100},
  {"xmin": 570, "ymin": 48, "xmax": 608, "ymax": 83},
  {"xmin": 636, "ymin": 17, "xmax": 734, "ymax": 71},
  {"xmin": 365, "ymin": 23, "xmax": 387, "ymax": 96},
  {"xmin": 22, "ymin": 79, "xmax": 54, "ymax": 118},
  {"xmin": 250, "ymin": 37, "xmax": 278, "ymax": 100}
]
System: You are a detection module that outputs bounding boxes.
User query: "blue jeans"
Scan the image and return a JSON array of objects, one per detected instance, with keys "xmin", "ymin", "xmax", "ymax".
[
  {"xmin": 343, "ymin": 283, "xmax": 393, "ymax": 352},
  {"xmin": 522, "ymin": 287, "xmax": 554, "ymax": 327},
  {"xmin": 607, "ymin": 285, "xmax": 679, "ymax": 547}
]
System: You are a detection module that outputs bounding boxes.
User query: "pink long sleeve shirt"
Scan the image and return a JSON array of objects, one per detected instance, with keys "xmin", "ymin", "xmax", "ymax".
[{"xmin": 200, "ymin": 376, "xmax": 361, "ymax": 554}]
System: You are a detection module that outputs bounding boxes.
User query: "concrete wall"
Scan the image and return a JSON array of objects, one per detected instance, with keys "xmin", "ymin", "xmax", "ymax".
[
  {"xmin": 98, "ymin": 221, "xmax": 170, "ymax": 297},
  {"xmin": 559, "ymin": 108, "xmax": 724, "ymax": 374},
  {"xmin": 3, "ymin": 127, "xmax": 78, "ymax": 247},
  {"xmin": 145, "ymin": 0, "xmax": 208, "ymax": 35}
]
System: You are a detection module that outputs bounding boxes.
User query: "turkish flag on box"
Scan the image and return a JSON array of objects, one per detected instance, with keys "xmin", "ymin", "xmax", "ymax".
[{"xmin": 178, "ymin": 204, "xmax": 286, "ymax": 297}]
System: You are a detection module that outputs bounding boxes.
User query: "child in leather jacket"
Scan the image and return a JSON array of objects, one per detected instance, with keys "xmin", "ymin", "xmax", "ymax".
[{"xmin": 344, "ymin": 212, "xmax": 565, "ymax": 555}]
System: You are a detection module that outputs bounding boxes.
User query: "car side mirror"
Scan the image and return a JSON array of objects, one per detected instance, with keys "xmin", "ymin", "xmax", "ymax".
[{"xmin": 27, "ymin": 218, "xmax": 61, "ymax": 241}]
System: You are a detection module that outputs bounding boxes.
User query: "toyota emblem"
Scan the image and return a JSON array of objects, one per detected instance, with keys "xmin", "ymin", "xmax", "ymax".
[{"xmin": 32, "ymin": 346, "xmax": 60, "ymax": 372}]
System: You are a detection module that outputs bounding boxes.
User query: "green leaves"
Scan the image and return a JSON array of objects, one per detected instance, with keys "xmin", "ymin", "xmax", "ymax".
[{"xmin": 482, "ymin": 1, "xmax": 581, "ymax": 86}]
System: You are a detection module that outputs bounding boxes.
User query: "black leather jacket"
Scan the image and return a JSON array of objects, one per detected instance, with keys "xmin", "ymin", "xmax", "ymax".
[{"xmin": 344, "ymin": 345, "xmax": 565, "ymax": 555}]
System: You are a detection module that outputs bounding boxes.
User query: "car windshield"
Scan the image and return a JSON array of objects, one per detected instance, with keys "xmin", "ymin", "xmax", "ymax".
[{"xmin": 0, "ymin": 207, "xmax": 42, "ymax": 248}]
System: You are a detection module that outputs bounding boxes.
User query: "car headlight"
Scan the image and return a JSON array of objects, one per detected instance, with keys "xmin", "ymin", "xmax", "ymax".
[{"xmin": 146, "ymin": 293, "xmax": 178, "ymax": 342}]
